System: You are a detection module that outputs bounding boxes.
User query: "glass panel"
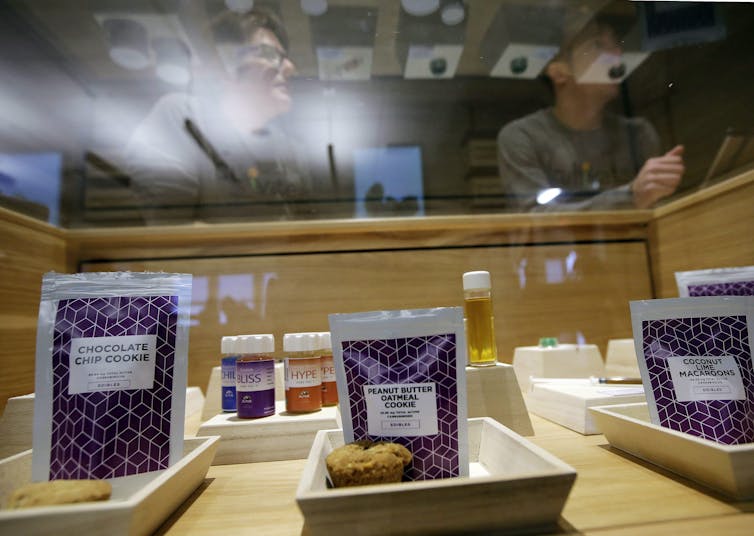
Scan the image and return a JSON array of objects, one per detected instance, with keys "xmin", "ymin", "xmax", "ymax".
[{"xmin": 0, "ymin": 1, "xmax": 751, "ymax": 227}]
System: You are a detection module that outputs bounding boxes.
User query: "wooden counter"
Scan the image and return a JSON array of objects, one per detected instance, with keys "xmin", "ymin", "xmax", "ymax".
[{"xmin": 160, "ymin": 414, "xmax": 753, "ymax": 535}]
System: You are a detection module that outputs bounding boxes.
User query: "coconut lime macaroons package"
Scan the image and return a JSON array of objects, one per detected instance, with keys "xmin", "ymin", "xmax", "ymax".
[
  {"xmin": 630, "ymin": 296, "xmax": 754, "ymax": 445},
  {"xmin": 32, "ymin": 271, "xmax": 192, "ymax": 481},
  {"xmin": 329, "ymin": 307, "xmax": 468, "ymax": 481},
  {"xmin": 675, "ymin": 266, "xmax": 754, "ymax": 297}
]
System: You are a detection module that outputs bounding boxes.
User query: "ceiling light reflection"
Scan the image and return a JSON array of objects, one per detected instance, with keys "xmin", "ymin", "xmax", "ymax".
[
  {"xmin": 153, "ymin": 37, "xmax": 192, "ymax": 86},
  {"xmin": 440, "ymin": 2, "xmax": 465, "ymax": 26},
  {"xmin": 301, "ymin": 0, "xmax": 328, "ymax": 17},
  {"xmin": 103, "ymin": 18, "xmax": 151, "ymax": 70},
  {"xmin": 401, "ymin": 0, "xmax": 440, "ymax": 17}
]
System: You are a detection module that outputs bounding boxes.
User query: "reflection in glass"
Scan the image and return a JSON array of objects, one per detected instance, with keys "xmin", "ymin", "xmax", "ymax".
[
  {"xmin": 354, "ymin": 146, "xmax": 423, "ymax": 218},
  {"xmin": 0, "ymin": 1, "xmax": 751, "ymax": 227},
  {"xmin": 0, "ymin": 153, "xmax": 62, "ymax": 224}
]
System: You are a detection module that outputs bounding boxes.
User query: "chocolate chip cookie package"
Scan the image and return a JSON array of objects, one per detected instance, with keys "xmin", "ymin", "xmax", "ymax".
[
  {"xmin": 32, "ymin": 272, "xmax": 193, "ymax": 481},
  {"xmin": 630, "ymin": 296, "xmax": 754, "ymax": 444},
  {"xmin": 329, "ymin": 307, "xmax": 469, "ymax": 481}
]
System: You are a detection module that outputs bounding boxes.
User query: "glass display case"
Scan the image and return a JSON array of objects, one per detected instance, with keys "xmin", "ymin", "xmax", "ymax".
[
  {"xmin": 1, "ymin": 0, "xmax": 751, "ymax": 227},
  {"xmin": 1, "ymin": 0, "xmax": 753, "ymax": 419}
]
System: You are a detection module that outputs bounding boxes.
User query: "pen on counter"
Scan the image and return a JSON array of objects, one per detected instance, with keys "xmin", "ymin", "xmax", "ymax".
[{"xmin": 592, "ymin": 376, "xmax": 643, "ymax": 385}]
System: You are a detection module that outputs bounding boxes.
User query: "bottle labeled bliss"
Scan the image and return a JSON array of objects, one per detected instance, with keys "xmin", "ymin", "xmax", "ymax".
[
  {"xmin": 462, "ymin": 270, "xmax": 498, "ymax": 367},
  {"xmin": 235, "ymin": 334, "xmax": 276, "ymax": 419}
]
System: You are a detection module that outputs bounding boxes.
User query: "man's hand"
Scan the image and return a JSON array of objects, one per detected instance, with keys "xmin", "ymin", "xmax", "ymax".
[{"xmin": 632, "ymin": 145, "xmax": 685, "ymax": 209}]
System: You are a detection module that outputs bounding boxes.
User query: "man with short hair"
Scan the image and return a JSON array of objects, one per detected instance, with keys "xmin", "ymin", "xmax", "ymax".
[
  {"xmin": 125, "ymin": 8, "xmax": 311, "ymax": 222},
  {"xmin": 497, "ymin": 15, "xmax": 684, "ymax": 211}
]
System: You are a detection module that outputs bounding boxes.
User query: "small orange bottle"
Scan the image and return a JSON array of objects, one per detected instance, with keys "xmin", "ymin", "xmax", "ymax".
[
  {"xmin": 283, "ymin": 333, "xmax": 322, "ymax": 413},
  {"xmin": 317, "ymin": 332, "xmax": 338, "ymax": 406}
]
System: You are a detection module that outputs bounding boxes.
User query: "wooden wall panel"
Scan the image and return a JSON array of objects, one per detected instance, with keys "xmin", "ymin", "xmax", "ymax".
[
  {"xmin": 649, "ymin": 172, "xmax": 754, "ymax": 298},
  {"xmin": 0, "ymin": 209, "xmax": 71, "ymax": 412},
  {"xmin": 83, "ymin": 242, "xmax": 652, "ymax": 395}
]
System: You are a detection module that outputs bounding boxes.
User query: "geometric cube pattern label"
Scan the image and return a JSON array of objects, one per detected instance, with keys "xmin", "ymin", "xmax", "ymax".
[
  {"xmin": 50, "ymin": 295, "xmax": 178, "ymax": 479},
  {"xmin": 688, "ymin": 280, "xmax": 754, "ymax": 296},
  {"xmin": 641, "ymin": 315, "xmax": 754, "ymax": 444},
  {"xmin": 340, "ymin": 334, "xmax": 460, "ymax": 481}
]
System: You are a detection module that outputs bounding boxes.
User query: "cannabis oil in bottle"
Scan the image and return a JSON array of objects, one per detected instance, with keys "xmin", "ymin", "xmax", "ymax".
[{"xmin": 462, "ymin": 270, "xmax": 498, "ymax": 367}]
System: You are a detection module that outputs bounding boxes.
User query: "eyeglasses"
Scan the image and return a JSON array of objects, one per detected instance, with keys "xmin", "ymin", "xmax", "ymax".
[{"xmin": 235, "ymin": 43, "xmax": 290, "ymax": 70}]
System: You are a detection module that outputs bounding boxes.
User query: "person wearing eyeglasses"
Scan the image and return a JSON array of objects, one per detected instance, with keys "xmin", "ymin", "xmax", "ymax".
[
  {"xmin": 496, "ymin": 11, "xmax": 684, "ymax": 212},
  {"xmin": 124, "ymin": 7, "xmax": 312, "ymax": 223}
]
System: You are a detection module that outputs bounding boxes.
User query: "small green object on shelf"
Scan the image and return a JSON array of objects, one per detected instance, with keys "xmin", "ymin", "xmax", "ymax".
[{"xmin": 538, "ymin": 337, "xmax": 559, "ymax": 348}]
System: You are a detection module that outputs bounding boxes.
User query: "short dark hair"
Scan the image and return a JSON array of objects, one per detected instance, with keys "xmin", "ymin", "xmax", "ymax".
[
  {"xmin": 213, "ymin": 6, "xmax": 289, "ymax": 52},
  {"xmin": 540, "ymin": 12, "xmax": 628, "ymax": 93},
  {"xmin": 239, "ymin": 7, "xmax": 289, "ymax": 52}
]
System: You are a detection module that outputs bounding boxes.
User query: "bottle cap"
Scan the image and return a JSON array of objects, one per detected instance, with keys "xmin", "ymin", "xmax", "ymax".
[
  {"xmin": 463, "ymin": 270, "xmax": 491, "ymax": 290},
  {"xmin": 235, "ymin": 334, "xmax": 274, "ymax": 354},
  {"xmin": 283, "ymin": 332, "xmax": 319, "ymax": 352},
  {"xmin": 318, "ymin": 331, "xmax": 332, "ymax": 351},
  {"xmin": 221, "ymin": 336, "xmax": 237, "ymax": 353},
  {"xmin": 538, "ymin": 337, "xmax": 559, "ymax": 348}
]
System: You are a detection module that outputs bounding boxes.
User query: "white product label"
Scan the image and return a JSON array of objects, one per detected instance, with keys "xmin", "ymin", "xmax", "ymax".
[
  {"xmin": 236, "ymin": 360, "xmax": 275, "ymax": 393},
  {"xmin": 363, "ymin": 383, "xmax": 438, "ymax": 437},
  {"xmin": 667, "ymin": 356, "xmax": 746, "ymax": 402},
  {"xmin": 68, "ymin": 334, "xmax": 157, "ymax": 395},
  {"xmin": 320, "ymin": 355, "xmax": 336, "ymax": 382},
  {"xmin": 284, "ymin": 358, "xmax": 321, "ymax": 389}
]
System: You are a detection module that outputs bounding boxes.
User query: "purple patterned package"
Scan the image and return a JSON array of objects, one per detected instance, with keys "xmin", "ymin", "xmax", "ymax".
[
  {"xmin": 329, "ymin": 308, "xmax": 468, "ymax": 481},
  {"xmin": 32, "ymin": 272, "xmax": 192, "ymax": 481},
  {"xmin": 675, "ymin": 266, "xmax": 754, "ymax": 297},
  {"xmin": 630, "ymin": 296, "xmax": 754, "ymax": 444}
]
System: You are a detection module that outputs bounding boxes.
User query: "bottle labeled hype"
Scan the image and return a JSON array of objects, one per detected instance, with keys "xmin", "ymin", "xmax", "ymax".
[
  {"xmin": 462, "ymin": 270, "xmax": 498, "ymax": 367},
  {"xmin": 317, "ymin": 332, "xmax": 338, "ymax": 406},
  {"xmin": 220, "ymin": 336, "xmax": 238, "ymax": 412},
  {"xmin": 235, "ymin": 334, "xmax": 276, "ymax": 419},
  {"xmin": 283, "ymin": 333, "xmax": 322, "ymax": 413}
]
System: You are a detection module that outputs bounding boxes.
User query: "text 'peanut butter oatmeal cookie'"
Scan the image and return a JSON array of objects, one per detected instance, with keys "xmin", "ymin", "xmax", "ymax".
[
  {"xmin": 5, "ymin": 480, "xmax": 112, "ymax": 509},
  {"xmin": 325, "ymin": 440, "xmax": 412, "ymax": 488}
]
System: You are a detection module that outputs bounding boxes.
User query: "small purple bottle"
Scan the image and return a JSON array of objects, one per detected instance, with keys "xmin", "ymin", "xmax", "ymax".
[{"xmin": 235, "ymin": 334, "xmax": 276, "ymax": 419}]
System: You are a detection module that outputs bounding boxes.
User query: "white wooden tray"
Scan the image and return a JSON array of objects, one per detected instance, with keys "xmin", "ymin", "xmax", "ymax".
[
  {"xmin": 525, "ymin": 382, "xmax": 646, "ymax": 435},
  {"xmin": 0, "ymin": 436, "xmax": 219, "ymax": 535},
  {"xmin": 197, "ymin": 401, "xmax": 339, "ymax": 465},
  {"xmin": 589, "ymin": 403, "xmax": 754, "ymax": 499},
  {"xmin": 512, "ymin": 343, "xmax": 604, "ymax": 392},
  {"xmin": 296, "ymin": 417, "xmax": 577, "ymax": 536}
]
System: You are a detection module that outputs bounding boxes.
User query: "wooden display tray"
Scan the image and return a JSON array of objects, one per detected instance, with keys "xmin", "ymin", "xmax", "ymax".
[
  {"xmin": 296, "ymin": 417, "xmax": 577, "ymax": 536},
  {"xmin": 525, "ymin": 382, "xmax": 646, "ymax": 435},
  {"xmin": 589, "ymin": 403, "xmax": 754, "ymax": 500},
  {"xmin": 197, "ymin": 401, "xmax": 339, "ymax": 465},
  {"xmin": 0, "ymin": 436, "xmax": 219, "ymax": 536}
]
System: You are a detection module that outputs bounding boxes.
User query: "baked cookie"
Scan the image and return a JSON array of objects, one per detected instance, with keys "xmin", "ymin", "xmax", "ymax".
[
  {"xmin": 326, "ymin": 440, "xmax": 412, "ymax": 488},
  {"xmin": 4, "ymin": 480, "xmax": 112, "ymax": 509}
]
